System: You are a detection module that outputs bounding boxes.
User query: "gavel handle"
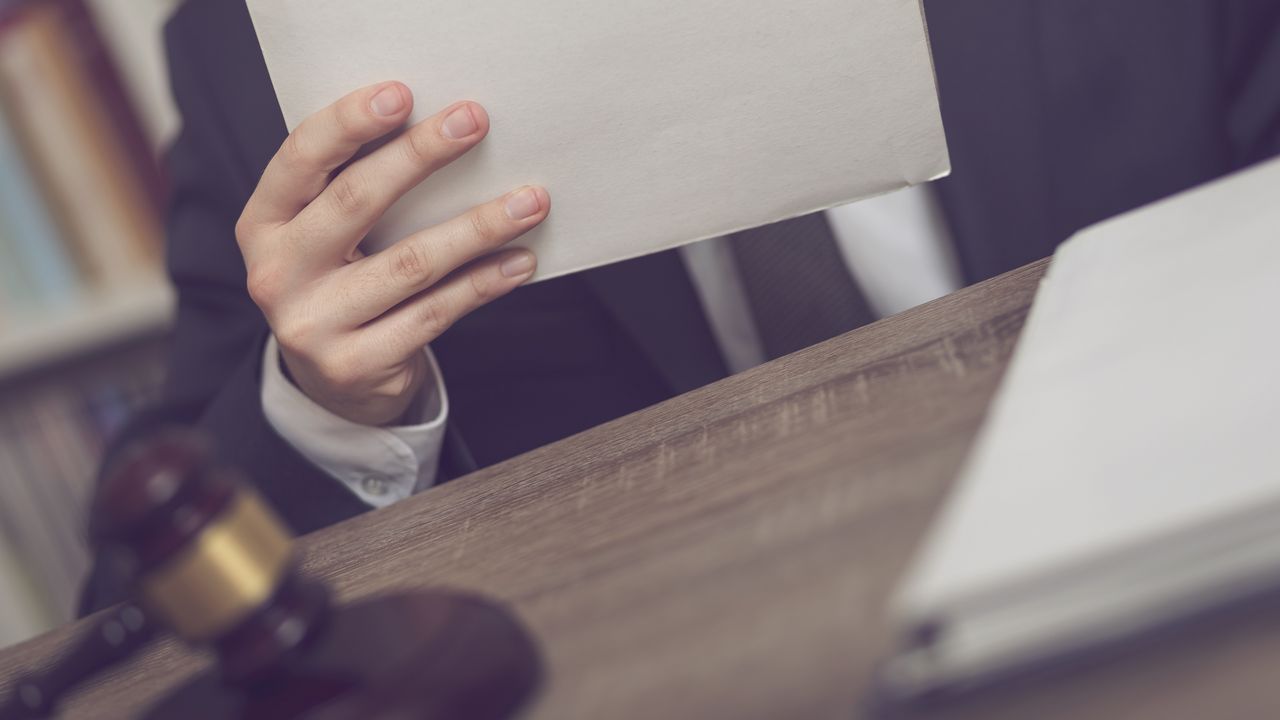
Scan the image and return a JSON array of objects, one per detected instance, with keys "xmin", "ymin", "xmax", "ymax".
[{"xmin": 0, "ymin": 604, "xmax": 156, "ymax": 720}]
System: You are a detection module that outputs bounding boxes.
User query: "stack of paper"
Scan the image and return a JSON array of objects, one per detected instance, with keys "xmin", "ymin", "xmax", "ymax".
[
  {"xmin": 247, "ymin": 0, "xmax": 949, "ymax": 280},
  {"xmin": 885, "ymin": 157, "xmax": 1280, "ymax": 698}
]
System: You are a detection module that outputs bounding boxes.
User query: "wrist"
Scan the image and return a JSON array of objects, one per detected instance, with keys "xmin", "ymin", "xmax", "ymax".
[
  {"xmin": 259, "ymin": 335, "xmax": 451, "ymax": 506},
  {"xmin": 277, "ymin": 347, "xmax": 427, "ymax": 427}
]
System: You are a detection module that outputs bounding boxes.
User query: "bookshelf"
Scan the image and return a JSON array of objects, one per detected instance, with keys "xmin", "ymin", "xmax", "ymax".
[
  {"xmin": 0, "ymin": 281, "xmax": 173, "ymax": 381},
  {"xmin": 0, "ymin": 0, "xmax": 179, "ymax": 646},
  {"xmin": 0, "ymin": 532, "xmax": 54, "ymax": 648}
]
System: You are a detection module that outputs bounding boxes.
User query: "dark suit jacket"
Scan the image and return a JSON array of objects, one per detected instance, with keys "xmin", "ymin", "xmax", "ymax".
[{"xmin": 80, "ymin": 0, "xmax": 1280, "ymax": 613}]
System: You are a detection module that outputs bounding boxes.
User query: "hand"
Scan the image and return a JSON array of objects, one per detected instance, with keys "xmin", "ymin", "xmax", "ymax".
[{"xmin": 236, "ymin": 82, "xmax": 549, "ymax": 426}]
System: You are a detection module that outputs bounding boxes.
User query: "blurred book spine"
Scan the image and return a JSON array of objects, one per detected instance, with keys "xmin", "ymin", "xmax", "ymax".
[
  {"xmin": 0, "ymin": 90, "xmax": 81, "ymax": 312},
  {"xmin": 0, "ymin": 214, "xmax": 39, "ymax": 315},
  {"xmin": 0, "ymin": 0, "xmax": 175, "ymax": 634},
  {"xmin": 81, "ymin": 0, "xmax": 181, "ymax": 154},
  {"xmin": 61, "ymin": 0, "xmax": 167, "ymax": 220},
  {"xmin": 0, "ymin": 0, "xmax": 162, "ymax": 290},
  {"xmin": 0, "ymin": 0, "xmax": 173, "ymax": 372},
  {"xmin": 0, "ymin": 348, "xmax": 166, "ymax": 623},
  {"xmin": 0, "ymin": 530, "xmax": 54, "ymax": 648}
]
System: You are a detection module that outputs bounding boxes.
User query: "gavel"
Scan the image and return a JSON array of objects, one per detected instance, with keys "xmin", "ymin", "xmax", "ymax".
[{"xmin": 0, "ymin": 429, "xmax": 541, "ymax": 719}]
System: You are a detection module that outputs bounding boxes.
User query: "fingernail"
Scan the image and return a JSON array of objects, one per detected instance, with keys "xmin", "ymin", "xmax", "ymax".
[
  {"xmin": 500, "ymin": 251, "xmax": 535, "ymax": 278},
  {"xmin": 442, "ymin": 105, "xmax": 479, "ymax": 139},
  {"xmin": 504, "ymin": 188, "xmax": 542, "ymax": 220},
  {"xmin": 370, "ymin": 86, "xmax": 405, "ymax": 117}
]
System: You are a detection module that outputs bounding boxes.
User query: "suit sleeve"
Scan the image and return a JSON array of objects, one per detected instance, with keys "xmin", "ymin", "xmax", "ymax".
[{"xmin": 77, "ymin": 10, "xmax": 369, "ymax": 615}]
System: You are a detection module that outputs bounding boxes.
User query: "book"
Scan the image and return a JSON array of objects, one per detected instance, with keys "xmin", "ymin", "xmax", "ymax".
[
  {"xmin": 0, "ymin": 1, "xmax": 161, "ymax": 292},
  {"xmin": 80, "ymin": 0, "xmax": 180, "ymax": 154},
  {"xmin": 0, "ymin": 531, "xmax": 54, "ymax": 648},
  {"xmin": 62, "ymin": 0, "xmax": 167, "ymax": 224},
  {"xmin": 0, "ymin": 411, "xmax": 88, "ymax": 621},
  {"xmin": 0, "ymin": 424, "xmax": 79, "ymax": 622},
  {"xmin": 0, "ymin": 94, "xmax": 82, "ymax": 312},
  {"xmin": 247, "ymin": 0, "xmax": 949, "ymax": 281},
  {"xmin": 0, "ymin": 212, "xmax": 38, "ymax": 315},
  {"xmin": 0, "ymin": 0, "xmax": 171, "ymax": 633},
  {"xmin": 883, "ymin": 156, "xmax": 1280, "ymax": 701},
  {"xmin": 0, "ymin": 348, "xmax": 165, "ymax": 626}
]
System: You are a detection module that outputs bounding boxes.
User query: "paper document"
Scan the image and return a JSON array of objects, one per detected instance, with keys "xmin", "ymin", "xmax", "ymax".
[
  {"xmin": 246, "ymin": 0, "xmax": 949, "ymax": 280},
  {"xmin": 885, "ymin": 156, "xmax": 1280, "ymax": 698}
]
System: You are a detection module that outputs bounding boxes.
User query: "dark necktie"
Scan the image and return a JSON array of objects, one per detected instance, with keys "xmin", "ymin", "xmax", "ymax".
[{"xmin": 730, "ymin": 213, "xmax": 875, "ymax": 361}]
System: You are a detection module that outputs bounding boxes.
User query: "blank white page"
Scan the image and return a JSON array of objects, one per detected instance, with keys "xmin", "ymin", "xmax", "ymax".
[
  {"xmin": 246, "ymin": 0, "xmax": 949, "ymax": 281},
  {"xmin": 899, "ymin": 157, "xmax": 1280, "ymax": 616}
]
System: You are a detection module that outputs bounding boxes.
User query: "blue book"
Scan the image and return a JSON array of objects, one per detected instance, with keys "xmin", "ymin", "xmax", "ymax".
[
  {"xmin": 0, "ymin": 96, "xmax": 82, "ymax": 312},
  {"xmin": 0, "ymin": 212, "xmax": 36, "ymax": 313},
  {"xmin": 0, "ymin": 100, "xmax": 33, "ymax": 313}
]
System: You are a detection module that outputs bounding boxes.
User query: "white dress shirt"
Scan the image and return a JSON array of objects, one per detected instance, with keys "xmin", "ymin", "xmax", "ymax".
[
  {"xmin": 261, "ymin": 336, "xmax": 448, "ymax": 508},
  {"xmin": 261, "ymin": 185, "xmax": 961, "ymax": 504}
]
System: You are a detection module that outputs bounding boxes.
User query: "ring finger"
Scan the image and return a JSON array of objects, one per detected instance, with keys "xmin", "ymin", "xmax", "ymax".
[{"xmin": 334, "ymin": 185, "xmax": 550, "ymax": 325}]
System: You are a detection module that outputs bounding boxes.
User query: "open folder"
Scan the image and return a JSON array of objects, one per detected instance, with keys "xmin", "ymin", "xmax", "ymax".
[
  {"xmin": 245, "ymin": 0, "xmax": 948, "ymax": 281},
  {"xmin": 883, "ymin": 156, "xmax": 1280, "ymax": 700}
]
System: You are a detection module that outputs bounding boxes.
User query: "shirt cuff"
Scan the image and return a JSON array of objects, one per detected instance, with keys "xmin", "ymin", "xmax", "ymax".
[{"xmin": 260, "ymin": 336, "xmax": 449, "ymax": 508}]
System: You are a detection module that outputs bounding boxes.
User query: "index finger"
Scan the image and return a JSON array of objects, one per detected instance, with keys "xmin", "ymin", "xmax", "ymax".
[{"xmin": 242, "ymin": 81, "xmax": 414, "ymax": 229}]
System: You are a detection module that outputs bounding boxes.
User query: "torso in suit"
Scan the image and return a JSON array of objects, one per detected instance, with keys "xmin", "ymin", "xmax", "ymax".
[{"xmin": 80, "ymin": 0, "xmax": 1280, "ymax": 613}]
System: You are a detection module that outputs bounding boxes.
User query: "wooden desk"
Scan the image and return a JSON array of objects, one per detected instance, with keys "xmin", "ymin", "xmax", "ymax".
[{"xmin": 3, "ymin": 259, "xmax": 1278, "ymax": 719}]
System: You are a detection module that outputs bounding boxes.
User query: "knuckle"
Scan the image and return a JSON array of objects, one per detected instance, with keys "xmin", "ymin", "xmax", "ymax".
[
  {"xmin": 402, "ymin": 124, "xmax": 440, "ymax": 166},
  {"xmin": 390, "ymin": 243, "xmax": 435, "ymax": 286},
  {"xmin": 466, "ymin": 208, "xmax": 495, "ymax": 243},
  {"xmin": 234, "ymin": 215, "xmax": 258, "ymax": 249},
  {"xmin": 468, "ymin": 267, "xmax": 501, "ymax": 302},
  {"xmin": 332, "ymin": 99, "xmax": 366, "ymax": 142},
  {"xmin": 273, "ymin": 317, "xmax": 312, "ymax": 354},
  {"xmin": 246, "ymin": 264, "xmax": 281, "ymax": 309},
  {"xmin": 414, "ymin": 293, "xmax": 456, "ymax": 338},
  {"xmin": 328, "ymin": 174, "xmax": 368, "ymax": 217},
  {"xmin": 246, "ymin": 276, "xmax": 271, "ymax": 309},
  {"xmin": 280, "ymin": 130, "xmax": 319, "ymax": 172}
]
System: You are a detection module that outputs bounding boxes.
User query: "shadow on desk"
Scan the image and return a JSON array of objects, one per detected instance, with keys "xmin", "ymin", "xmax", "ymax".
[{"xmin": 875, "ymin": 579, "xmax": 1280, "ymax": 720}]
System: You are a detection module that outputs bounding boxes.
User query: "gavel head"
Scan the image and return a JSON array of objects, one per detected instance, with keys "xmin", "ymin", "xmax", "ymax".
[
  {"xmin": 83, "ymin": 429, "xmax": 543, "ymax": 719},
  {"xmin": 89, "ymin": 429, "xmax": 326, "ymax": 682}
]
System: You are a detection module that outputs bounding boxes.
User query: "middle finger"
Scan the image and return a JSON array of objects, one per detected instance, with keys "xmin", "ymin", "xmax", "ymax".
[
  {"xmin": 289, "ymin": 101, "xmax": 491, "ymax": 257},
  {"xmin": 333, "ymin": 185, "xmax": 550, "ymax": 325}
]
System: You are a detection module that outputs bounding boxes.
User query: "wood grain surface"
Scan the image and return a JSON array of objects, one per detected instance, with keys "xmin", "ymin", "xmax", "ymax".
[{"xmin": 3, "ymin": 258, "xmax": 1277, "ymax": 719}]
